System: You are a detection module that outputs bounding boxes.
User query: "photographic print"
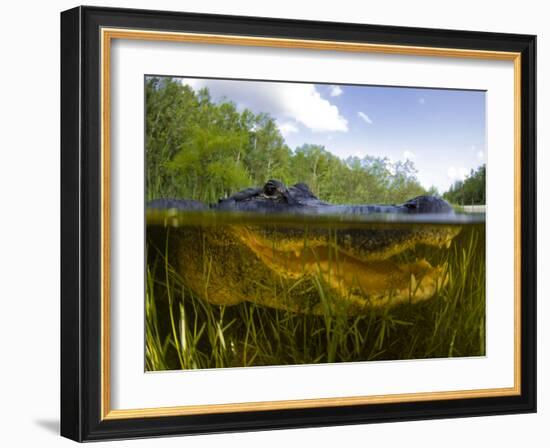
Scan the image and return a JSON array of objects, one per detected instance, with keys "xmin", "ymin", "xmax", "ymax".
[
  {"xmin": 145, "ymin": 76, "xmax": 487, "ymax": 371},
  {"xmin": 61, "ymin": 8, "xmax": 536, "ymax": 440}
]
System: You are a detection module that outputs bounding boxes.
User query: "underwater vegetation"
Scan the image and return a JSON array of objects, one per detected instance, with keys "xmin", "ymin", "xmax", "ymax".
[{"xmin": 145, "ymin": 212, "xmax": 485, "ymax": 371}]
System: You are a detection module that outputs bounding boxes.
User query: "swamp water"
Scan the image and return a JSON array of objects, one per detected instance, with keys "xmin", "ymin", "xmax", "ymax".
[{"xmin": 146, "ymin": 211, "xmax": 485, "ymax": 371}]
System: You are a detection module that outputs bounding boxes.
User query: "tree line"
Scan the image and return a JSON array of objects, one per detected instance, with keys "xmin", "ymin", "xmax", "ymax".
[
  {"xmin": 146, "ymin": 77, "xmax": 483, "ymax": 205},
  {"xmin": 442, "ymin": 165, "xmax": 486, "ymax": 206}
]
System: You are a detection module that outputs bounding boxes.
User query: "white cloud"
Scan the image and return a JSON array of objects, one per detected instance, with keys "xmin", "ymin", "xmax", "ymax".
[
  {"xmin": 179, "ymin": 78, "xmax": 201, "ymax": 90},
  {"xmin": 180, "ymin": 78, "xmax": 348, "ymax": 133},
  {"xmin": 329, "ymin": 85, "xmax": 343, "ymax": 97},
  {"xmin": 357, "ymin": 111, "xmax": 373, "ymax": 125},
  {"xmin": 447, "ymin": 166, "xmax": 469, "ymax": 180},
  {"xmin": 477, "ymin": 150, "xmax": 485, "ymax": 160},
  {"xmin": 280, "ymin": 84, "xmax": 348, "ymax": 132},
  {"xmin": 403, "ymin": 150, "xmax": 415, "ymax": 160},
  {"xmin": 419, "ymin": 97, "xmax": 426, "ymax": 105},
  {"xmin": 277, "ymin": 121, "xmax": 299, "ymax": 136}
]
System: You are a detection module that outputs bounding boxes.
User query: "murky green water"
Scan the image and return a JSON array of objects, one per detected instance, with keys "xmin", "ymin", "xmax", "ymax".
[{"xmin": 145, "ymin": 211, "xmax": 485, "ymax": 370}]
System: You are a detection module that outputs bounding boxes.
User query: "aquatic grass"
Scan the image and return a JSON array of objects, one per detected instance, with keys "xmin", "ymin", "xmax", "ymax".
[
  {"xmin": 145, "ymin": 222, "xmax": 485, "ymax": 370},
  {"xmin": 145, "ymin": 264, "xmax": 171, "ymax": 371}
]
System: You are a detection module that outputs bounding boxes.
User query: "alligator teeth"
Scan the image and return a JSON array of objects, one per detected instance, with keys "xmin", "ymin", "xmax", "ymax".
[{"xmin": 410, "ymin": 274, "xmax": 417, "ymax": 291}]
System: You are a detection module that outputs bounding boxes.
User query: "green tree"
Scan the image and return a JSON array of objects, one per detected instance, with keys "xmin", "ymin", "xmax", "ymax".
[
  {"xmin": 443, "ymin": 164, "xmax": 486, "ymax": 205},
  {"xmin": 245, "ymin": 113, "xmax": 292, "ymax": 185},
  {"xmin": 145, "ymin": 76, "xmax": 432, "ymax": 205},
  {"xmin": 385, "ymin": 159, "xmax": 426, "ymax": 203},
  {"xmin": 288, "ymin": 144, "xmax": 334, "ymax": 197},
  {"xmin": 167, "ymin": 125, "xmax": 250, "ymax": 203}
]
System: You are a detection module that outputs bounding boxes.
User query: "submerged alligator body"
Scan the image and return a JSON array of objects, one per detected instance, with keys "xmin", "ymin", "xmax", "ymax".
[{"xmin": 148, "ymin": 180, "xmax": 461, "ymax": 314}]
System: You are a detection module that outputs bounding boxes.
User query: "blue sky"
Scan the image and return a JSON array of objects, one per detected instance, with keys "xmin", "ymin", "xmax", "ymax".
[{"xmin": 177, "ymin": 77, "xmax": 486, "ymax": 193}]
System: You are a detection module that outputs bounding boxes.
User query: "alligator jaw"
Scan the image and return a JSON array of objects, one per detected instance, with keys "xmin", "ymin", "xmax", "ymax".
[{"xmin": 234, "ymin": 227, "xmax": 450, "ymax": 313}]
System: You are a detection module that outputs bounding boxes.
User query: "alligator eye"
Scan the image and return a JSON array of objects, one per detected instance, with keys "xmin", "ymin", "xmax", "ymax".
[{"xmin": 263, "ymin": 180, "xmax": 282, "ymax": 197}]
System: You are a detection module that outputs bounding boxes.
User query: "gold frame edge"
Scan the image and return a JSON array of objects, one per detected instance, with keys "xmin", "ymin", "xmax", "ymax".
[{"xmin": 100, "ymin": 27, "xmax": 522, "ymax": 420}]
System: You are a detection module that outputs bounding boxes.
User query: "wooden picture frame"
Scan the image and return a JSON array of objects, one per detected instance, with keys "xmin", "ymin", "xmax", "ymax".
[{"xmin": 61, "ymin": 5, "xmax": 536, "ymax": 441}]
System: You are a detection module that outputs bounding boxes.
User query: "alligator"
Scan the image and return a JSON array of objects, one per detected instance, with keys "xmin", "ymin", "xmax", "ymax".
[
  {"xmin": 147, "ymin": 180, "xmax": 461, "ymax": 315},
  {"xmin": 149, "ymin": 179, "xmax": 455, "ymax": 215}
]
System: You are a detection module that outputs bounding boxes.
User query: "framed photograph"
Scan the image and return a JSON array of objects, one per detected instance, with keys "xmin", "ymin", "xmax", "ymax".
[{"xmin": 60, "ymin": 6, "xmax": 536, "ymax": 442}]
